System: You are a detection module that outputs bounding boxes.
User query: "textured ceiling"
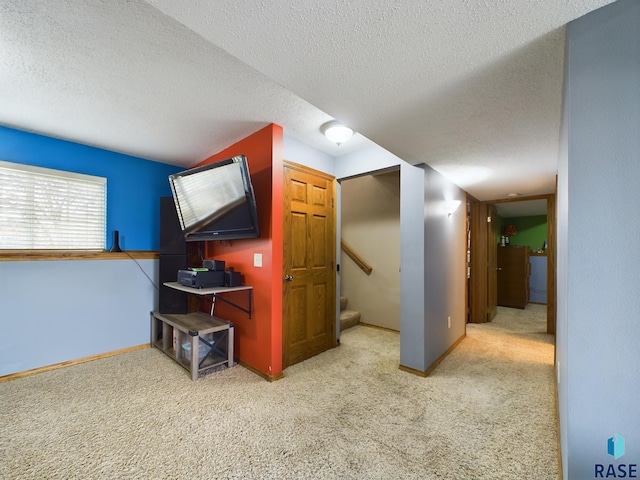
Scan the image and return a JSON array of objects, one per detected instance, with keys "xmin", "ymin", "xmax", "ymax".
[{"xmin": 0, "ymin": 0, "xmax": 615, "ymax": 200}]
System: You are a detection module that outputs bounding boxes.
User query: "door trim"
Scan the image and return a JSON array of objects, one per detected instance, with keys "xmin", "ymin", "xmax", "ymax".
[{"xmin": 469, "ymin": 193, "xmax": 556, "ymax": 334}]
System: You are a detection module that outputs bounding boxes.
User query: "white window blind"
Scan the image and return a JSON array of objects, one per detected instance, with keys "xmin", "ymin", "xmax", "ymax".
[{"xmin": 0, "ymin": 160, "xmax": 106, "ymax": 250}]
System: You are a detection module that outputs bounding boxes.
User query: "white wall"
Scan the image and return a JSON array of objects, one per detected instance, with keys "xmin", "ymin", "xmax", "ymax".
[
  {"xmin": 560, "ymin": 1, "xmax": 640, "ymax": 477},
  {"xmin": 335, "ymin": 145, "xmax": 401, "ymax": 180},
  {"xmin": 0, "ymin": 259, "xmax": 158, "ymax": 376},
  {"xmin": 283, "ymin": 132, "xmax": 336, "ymax": 176}
]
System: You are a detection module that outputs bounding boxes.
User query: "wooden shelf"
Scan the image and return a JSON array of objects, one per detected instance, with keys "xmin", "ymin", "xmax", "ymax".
[
  {"xmin": 163, "ymin": 282, "xmax": 252, "ymax": 296},
  {"xmin": 163, "ymin": 282, "xmax": 253, "ymax": 318}
]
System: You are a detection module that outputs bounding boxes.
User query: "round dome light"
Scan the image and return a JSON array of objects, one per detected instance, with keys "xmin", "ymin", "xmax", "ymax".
[{"xmin": 320, "ymin": 121, "xmax": 354, "ymax": 145}]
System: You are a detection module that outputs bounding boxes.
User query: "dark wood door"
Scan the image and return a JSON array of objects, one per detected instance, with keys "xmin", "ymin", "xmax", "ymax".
[
  {"xmin": 497, "ymin": 246, "xmax": 530, "ymax": 309},
  {"xmin": 282, "ymin": 162, "xmax": 336, "ymax": 368},
  {"xmin": 487, "ymin": 204, "xmax": 498, "ymax": 321}
]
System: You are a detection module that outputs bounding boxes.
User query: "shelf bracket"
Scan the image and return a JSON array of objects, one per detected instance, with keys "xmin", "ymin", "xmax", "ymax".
[{"xmin": 209, "ymin": 289, "xmax": 252, "ymax": 319}]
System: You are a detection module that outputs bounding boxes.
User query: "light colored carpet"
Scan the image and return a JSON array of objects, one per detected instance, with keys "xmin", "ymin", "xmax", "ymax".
[{"xmin": 0, "ymin": 305, "xmax": 558, "ymax": 479}]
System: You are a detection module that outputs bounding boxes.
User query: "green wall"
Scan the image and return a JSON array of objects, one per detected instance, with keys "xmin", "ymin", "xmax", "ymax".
[{"xmin": 497, "ymin": 215, "xmax": 547, "ymax": 251}]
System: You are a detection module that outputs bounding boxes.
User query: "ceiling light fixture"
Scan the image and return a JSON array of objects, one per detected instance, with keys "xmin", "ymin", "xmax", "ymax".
[
  {"xmin": 320, "ymin": 120, "xmax": 354, "ymax": 146},
  {"xmin": 507, "ymin": 192, "xmax": 521, "ymax": 198}
]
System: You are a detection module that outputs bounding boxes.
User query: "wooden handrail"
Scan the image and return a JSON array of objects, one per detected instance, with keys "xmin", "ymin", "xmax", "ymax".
[{"xmin": 341, "ymin": 240, "xmax": 373, "ymax": 275}]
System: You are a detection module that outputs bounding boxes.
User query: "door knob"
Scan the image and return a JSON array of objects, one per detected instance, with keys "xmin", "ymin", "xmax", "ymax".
[
  {"xmin": 284, "ymin": 275, "xmax": 294, "ymax": 281},
  {"xmin": 497, "ymin": 267, "xmax": 502, "ymax": 271}
]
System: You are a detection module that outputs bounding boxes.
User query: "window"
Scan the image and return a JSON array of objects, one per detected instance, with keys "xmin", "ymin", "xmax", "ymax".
[{"xmin": 0, "ymin": 160, "xmax": 106, "ymax": 250}]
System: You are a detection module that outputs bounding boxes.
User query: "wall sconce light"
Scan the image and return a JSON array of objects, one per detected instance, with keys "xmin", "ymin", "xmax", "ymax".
[
  {"xmin": 320, "ymin": 120, "xmax": 354, "ymax": 145},
  {"xmin": 445, "ymin": 200, "xmax": 461, "ymax": 217}
]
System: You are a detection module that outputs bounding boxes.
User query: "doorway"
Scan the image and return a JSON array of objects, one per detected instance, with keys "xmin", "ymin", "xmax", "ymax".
[
  {"xmin": 339, "ymin": 169, "xmax": 401, "ymax": 333},
  {"xmin": 468, "ymin": 194, "xmax": 556, "ymax": 334}
]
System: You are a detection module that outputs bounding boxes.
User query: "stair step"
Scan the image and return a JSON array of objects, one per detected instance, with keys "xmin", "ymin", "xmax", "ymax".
[
  {"xmin": 339, "ymin": 295, "xmax": 361, "ymax": 331},
  {"xmin": 340, "ymin": 295, "xmax": 348, "ymax": 311},
  {"xmin": 340, "ymin": 309, "xmax": 361, "ymax": 331}
]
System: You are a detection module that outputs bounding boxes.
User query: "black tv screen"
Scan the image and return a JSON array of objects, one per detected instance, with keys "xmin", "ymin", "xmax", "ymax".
[{"xmin": 168, "ymin": 155, "xmax": 260, "ymax": 242}]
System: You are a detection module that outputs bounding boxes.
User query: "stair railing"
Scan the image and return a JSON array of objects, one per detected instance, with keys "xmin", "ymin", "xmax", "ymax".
[{"xmin": 341, "ymin": 240, "xmax": 373, "ymax": 275}]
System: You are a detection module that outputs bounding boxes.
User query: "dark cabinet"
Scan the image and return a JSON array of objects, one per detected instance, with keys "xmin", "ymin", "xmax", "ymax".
[
  {"xmin": 497, "ymin": 246, "xmax": 530, "ymax": 309},
  {"xmin": 159, "ymin": 197, "xmax": 188, "ymax": 314}
]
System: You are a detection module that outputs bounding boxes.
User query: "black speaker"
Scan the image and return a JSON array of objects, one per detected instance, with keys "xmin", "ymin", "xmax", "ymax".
[
  {"xmin": 159, "ymin": 196, "xmax": 189, "ymax": 313},
  {"xmin": 160, "ymin": 197, "xmax": 186, "ymax": 255},
  {"xmin": 203, "ymin": 259, "xmax": 225, "ymax": 271},
  {"xmin": 110, "ymin": 230, "xmax": 122, "ymax": 252},
  {"xmin": 225, "ymin": 270, "xmax": 243, "ymax": 287},
  {"xmin": 159, "ymin": 254, "xmax": 188, "ymax": 314}
]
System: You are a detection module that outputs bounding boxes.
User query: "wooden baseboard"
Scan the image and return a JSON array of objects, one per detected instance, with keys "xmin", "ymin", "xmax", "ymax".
[
  {"xmin": 0, "ymin": 344, "xmax": 150, "ymax": 383},
  {"xmin": 554, "ymin": 362, "xmax": 563, "ymax": 479},
  {"xmin": 399, "ymin": 334, "xmax": 466, "ymax": 378},
  {"xmin": 358, "ymin": 322, "xmax": 400, "ymax": 334},
  {"xmin": 398, "ymin": 364, "xmax": 428, "ymax": 377},
  {"xmin": 237, "ymin": 360, "xmax": 284, "ymax": 382}
]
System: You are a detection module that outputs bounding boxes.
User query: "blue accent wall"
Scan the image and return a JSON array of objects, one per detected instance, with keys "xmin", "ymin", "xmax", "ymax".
[
  {"xmin": 0, "ymin": 126, "xmax": 182, "ymax": 250},
  {"xmin": 0, "ymin": 126, "xmax": 185, "ymax": 376}
]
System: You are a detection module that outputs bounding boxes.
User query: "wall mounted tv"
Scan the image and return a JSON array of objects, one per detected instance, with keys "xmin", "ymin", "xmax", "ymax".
[{"xmin": 168, "ymin": 155, "xmax": 260, "ymax": 242}]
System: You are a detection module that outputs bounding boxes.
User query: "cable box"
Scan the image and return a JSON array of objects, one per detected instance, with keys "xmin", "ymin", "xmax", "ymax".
[{"xmin": 177, "ymin": 269, "xmax": 225, "ymax": 288}]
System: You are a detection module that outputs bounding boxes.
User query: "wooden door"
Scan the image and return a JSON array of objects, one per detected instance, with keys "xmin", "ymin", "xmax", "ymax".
[
  {"xmin": 467, "ymin": 197, "xmax": 485, "ymax": 323},
  {"xmin": 497, "ymin": 246, "xmax": 530, "ymax": 309},
  {"xmin": 282, "ymin": 162, "xmax": 336, "ymax": 368},
  {"xmin": 487, "ymin": 204, "xmax": 498, "ymax": 321}
]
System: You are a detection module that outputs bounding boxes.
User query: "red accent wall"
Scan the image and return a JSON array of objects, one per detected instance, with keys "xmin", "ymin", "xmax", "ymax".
[{"xmin": 193, "ymin": 124, "xmax": 283, "ymax": 379}]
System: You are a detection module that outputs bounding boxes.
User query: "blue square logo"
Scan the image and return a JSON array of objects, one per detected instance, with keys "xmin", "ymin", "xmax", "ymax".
[{"xmin": 608, "ymin": 434, "xmax": 625, "ymax": 460}]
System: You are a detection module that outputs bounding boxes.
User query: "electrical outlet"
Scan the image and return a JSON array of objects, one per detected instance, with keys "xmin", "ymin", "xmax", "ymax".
[{"xmin": 447, "ymin": 316, "xmax": 451, "ymax": 328}]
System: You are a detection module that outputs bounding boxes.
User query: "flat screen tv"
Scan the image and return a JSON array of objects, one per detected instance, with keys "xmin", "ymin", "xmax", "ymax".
[{"xmin": 168, "ymin": 155, "xmax": 260, "ymax": 242}]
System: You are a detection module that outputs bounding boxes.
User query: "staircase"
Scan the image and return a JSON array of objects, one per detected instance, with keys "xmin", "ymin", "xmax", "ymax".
[{"xmin": 340, "ymin": 296, "xmax": 361, "ymax": 331}]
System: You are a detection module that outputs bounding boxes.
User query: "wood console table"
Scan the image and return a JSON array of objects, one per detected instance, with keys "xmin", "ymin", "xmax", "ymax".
[
  {"xmin": 151, "ymin": 283, "xmax": 252, "ymax": 380},
  {"xmin": 151, "ymin": 311, "xmax": 234, "ymax": 381}
]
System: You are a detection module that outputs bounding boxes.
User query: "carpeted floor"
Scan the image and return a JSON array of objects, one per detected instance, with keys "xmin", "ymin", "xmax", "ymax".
[{"xmin": 0, "ymin": 304, "xmax": 558, "ymax": 479}]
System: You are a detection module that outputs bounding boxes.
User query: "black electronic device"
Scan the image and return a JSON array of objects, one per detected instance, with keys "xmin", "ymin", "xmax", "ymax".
[
  {"xmin": 168, "ymin": 155, "xmax": 260, "ymax": 242},
  {"xmin": 177, "ymin": 269, "xmax": 225, "ymax": 288},
  {"xmin": 225, "ymin": 270, "xmax": 243, "ymax": 287},
  {"xmin": 203, "ymin": 259, "xmax": 226, "ymax": 271}
]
